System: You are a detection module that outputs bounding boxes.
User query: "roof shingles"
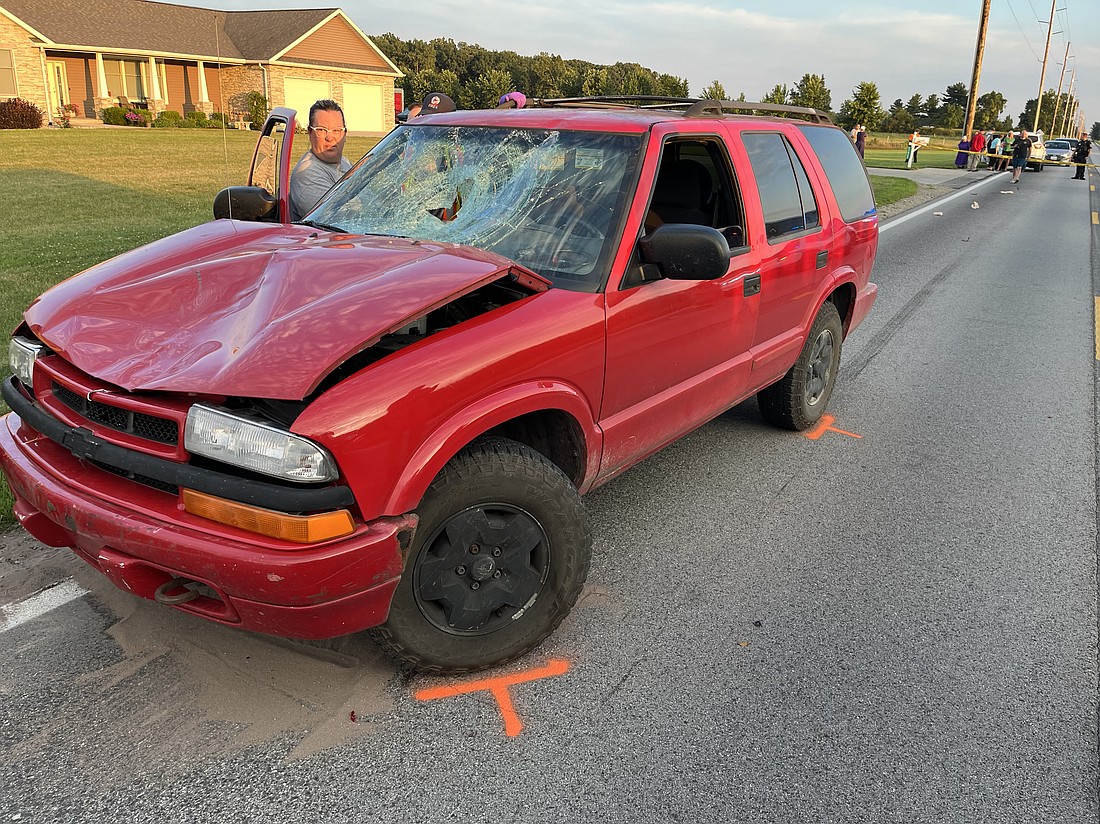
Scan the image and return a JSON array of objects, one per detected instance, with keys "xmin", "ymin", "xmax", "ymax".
[{"xmin": 1, "ymin": 0, "xmax": 346, "ymax": 63}]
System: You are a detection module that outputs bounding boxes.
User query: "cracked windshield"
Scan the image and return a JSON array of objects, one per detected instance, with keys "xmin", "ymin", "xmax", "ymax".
[{"xmin": 311, "ymin": 126, "xmax": 643, "ymax": 289}]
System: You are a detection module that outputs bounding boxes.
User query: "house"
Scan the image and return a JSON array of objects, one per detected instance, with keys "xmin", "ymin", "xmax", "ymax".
[{"xmin": 0, "ymin": 0, "xmax": 403, "ymax": 133}]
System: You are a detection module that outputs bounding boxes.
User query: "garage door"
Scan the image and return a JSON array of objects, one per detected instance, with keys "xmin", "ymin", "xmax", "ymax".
[
  {"xmin": 343, "ymin": 82, "xmax": 384, "ymax": 132},
  {"xmin": 283, "ymin": 77, "xmax": 331, "ymax": 124}
]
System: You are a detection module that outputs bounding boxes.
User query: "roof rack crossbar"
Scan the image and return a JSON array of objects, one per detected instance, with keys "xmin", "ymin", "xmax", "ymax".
[
  {"xmin": 534, "ymin": 96, "xmax": 833, "ymax": 124},
  {"xmin": 684, "ymin": 99, "xmax": 833, "ymax": 124}
]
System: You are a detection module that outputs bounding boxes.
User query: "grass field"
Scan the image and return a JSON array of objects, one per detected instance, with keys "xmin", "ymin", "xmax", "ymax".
[{"xmin": 0, "ymin": 126, "xmax": 921, "ymax": 526}]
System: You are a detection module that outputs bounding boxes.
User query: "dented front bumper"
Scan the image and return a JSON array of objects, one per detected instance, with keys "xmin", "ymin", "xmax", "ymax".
[{"xmin": 0, "ymin": 412, "xmax": 417, "ymax": 639}]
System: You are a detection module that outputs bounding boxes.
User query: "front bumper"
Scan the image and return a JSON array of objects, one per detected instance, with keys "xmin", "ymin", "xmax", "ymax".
[{"xmin": 0, "ymin": 412, "xmax": 417, "ymax": 639}]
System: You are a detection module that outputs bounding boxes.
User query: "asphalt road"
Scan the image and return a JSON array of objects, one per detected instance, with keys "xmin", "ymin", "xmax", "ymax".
[{"xmin": 1, "ymin": 164, "xmax": 1097, "ymax": 823}]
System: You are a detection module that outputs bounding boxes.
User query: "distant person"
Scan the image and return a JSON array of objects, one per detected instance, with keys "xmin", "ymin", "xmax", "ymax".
[
  {"xmin": 1072, "ymin": 132, "xmax": 1091, "ymax": 180},
  {"xmin": 996, "ymin": 132, "xmax": 1014, "ymax": 172},
  {"xmin": 289, "ymin": 99, "xmax": 351, "ymax": 222},
  {"xmin": 850, "ymin": 124, "xmax": 861, "ymax": 143},
  {"xmin": 907, "ymin": 128, "xmax": 922, "ymax": 166},
  {"xmin": 986, "ymin": 132, "xmax": 1001, "ymax": 169},
  {"xmin": 967, "ymin": 130, "xmax": 985, "ymax": 170},
  {"xmin": 1009, "ymin": 129, "xmax": 1032, "ymax": 184},
  {"xmin": 955, "ymin": 136, "xmax": 970, "ymax": 168},
  {"xmin": 854, "ymin": 124, "xmax": 866, "ymax": 158}
]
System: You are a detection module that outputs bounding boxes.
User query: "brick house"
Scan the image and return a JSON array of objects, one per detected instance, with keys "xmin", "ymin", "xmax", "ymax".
[{"xmin": 0, "ymin": 0, "xmax": 402, "ymax": 133}]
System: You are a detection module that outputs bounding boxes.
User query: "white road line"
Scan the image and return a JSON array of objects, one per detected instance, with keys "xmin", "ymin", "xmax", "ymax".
[
  {"xmin": 880, "ymin": 173, "xmax": 1006, "ymax": 233},
  {"xmin": 0, "ymin": 580, "xmax": 88, "ymax": 633}
]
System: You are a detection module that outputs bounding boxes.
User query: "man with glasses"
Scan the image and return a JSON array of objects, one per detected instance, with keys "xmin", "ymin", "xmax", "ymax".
[{"xmin": 289, "ymin": 99, "xmax": 352, "ymax": 221}]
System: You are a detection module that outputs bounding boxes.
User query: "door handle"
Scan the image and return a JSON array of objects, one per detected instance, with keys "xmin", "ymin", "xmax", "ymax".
[
  {"xmin": 743, "ymin": 273, "xmax": 761, "ymax": 296},
  {"xmin": 816, "ymin": 250, "xmax": 829, "ymax": 269}
]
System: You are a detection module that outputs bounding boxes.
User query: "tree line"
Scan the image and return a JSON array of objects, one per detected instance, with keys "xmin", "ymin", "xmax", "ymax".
[{"xmin": 373, "ymin": 34, "xmax": 1098, "ymax": 138}]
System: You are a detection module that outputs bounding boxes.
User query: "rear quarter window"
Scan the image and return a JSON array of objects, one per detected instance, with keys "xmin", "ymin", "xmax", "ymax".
[{"xmin": 796, "ymin": 125, "xmax": 876, "ymax": 223}]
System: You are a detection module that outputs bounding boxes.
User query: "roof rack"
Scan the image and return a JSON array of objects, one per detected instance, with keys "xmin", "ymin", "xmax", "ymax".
[{"xmin": 535, "ymin": 96, "xmax": 833, "ymax": 124}]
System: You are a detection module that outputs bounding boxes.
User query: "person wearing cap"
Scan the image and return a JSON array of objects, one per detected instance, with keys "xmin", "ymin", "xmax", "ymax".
[
  {"xmin": 289, "ymin": 99, "xmax": 352, "ymax": 222},
  {"xmin": 416, "ymin": 92, "xmax": 457, "ymax": 116}
]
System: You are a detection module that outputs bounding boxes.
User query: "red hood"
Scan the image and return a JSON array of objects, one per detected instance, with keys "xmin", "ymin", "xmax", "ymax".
[{"xmin": 25, "ymin": 220, "xmax": 546, "ymax": 399}]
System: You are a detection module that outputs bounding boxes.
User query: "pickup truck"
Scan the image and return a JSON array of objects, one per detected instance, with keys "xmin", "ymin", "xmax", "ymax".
[{"xmin": 0, "ymin": 98, "xmax": 878, "ymax": 673}]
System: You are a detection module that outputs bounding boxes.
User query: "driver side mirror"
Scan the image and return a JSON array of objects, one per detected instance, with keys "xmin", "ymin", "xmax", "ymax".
[
  {"xmin": 639, "ymin": 224, "xmax": 731, "ymax": 280},
  {"xmin": 213, "ymin": 186, "xmax": 278, "ymax": 222}
]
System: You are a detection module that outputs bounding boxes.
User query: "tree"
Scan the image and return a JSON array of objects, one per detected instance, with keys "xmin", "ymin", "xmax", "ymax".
[
  {"xmin": 700, "ymin": 80, "xmax": 727, "ymax": 100},
  {"xmin": 924, "ymin": 94, "xmax": 941, "ymax": 123},
  {"xmin": 1091, "ymin": 122, "xmax": 1100, "ymax": 141},
  {"xmin": 974, "ymin": 91, "xmax": 1006, "ymax": 130},
  {"xmin": 529, "ymin": 52, "xmax": 573, "ymax": 98},
  {"xmin": 880, "ymin": 108, "xmax": 915, "ymax": 134},
  {"xmin": 943, "ymin": 82, "xmax": 968, "ymax": 109},
  {"xmin": 789, "ymin": 74, "xmax": 831, "ymax": 112},
  {"xmin": 656, "ymin": 74, "xmax": 690, "ymax": 97},
  {"xmin": 837, "ymin": 81, "xmax": 883, "ymax": 130},
  {"xmin": 761, "ymin": 84, "xmax": 788, "ymax": 105},
  {"xmin": 940, "ymin": 103, "xmax": 964, "ymax": 130},
  {"xmin": 460, "ymin": 69, "xmax": 515, "ymax": 109},
  {"xmin": 905, "ymin": 94, "xmax": 923, "ymax": 116},
  {"xmin": 1019, "ymin": 89, "xmax": 1061, "ymax": 135}
]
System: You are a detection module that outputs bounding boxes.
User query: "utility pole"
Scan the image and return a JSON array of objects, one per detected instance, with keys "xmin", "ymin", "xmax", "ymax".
[
  {"xmin": 1058, "ymin": 71, "xmax": 1076, "ymax": 136},
  {"xmin": 964, "ymin": 0, "xmax": 992, "ymax": 138},
  {"xmin": 1049, "ymin": 41, "xmax": 1070, "ymax": 138},
  {"xmin": 1032, "ymin": 0, "xmax": 1057, "ymax": 135}
]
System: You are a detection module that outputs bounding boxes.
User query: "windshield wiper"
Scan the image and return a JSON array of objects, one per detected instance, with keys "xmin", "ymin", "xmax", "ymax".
[{"xmin": 297, "ymin": 219, "xmax": 349, "ymax": 234}]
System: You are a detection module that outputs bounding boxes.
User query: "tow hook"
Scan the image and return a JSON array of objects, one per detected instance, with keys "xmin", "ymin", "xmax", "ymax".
[{"xmin": 154, "ymin": 577, "xmax": 201, "ymax": 605}]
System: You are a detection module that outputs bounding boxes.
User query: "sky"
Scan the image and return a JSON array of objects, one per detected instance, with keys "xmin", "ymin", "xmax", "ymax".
[{"xmin": 170, "ymin": 0, "xmax": 1098, "ymax": 134}]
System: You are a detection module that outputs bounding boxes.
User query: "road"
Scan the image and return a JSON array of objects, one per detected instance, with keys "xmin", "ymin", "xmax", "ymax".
[{"xmin": 1, "ymin": 164, "xmax": 1097, "ymax": 823}]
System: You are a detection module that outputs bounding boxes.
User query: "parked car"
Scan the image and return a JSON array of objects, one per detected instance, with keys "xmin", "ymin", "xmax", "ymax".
[
  {"xmin": 1044, "ymin": 138, "xmax": 1076, "ymax": 165},
  {"xmin": 1027, "ymin": 133, "xmax": 1046, "ymax": 171},
  {"xmin": 0, "ymin": 99, "xmax": 878, "ymax": 673}
]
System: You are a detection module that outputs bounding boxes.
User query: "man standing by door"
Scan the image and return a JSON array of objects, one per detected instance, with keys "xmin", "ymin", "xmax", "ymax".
[
  {"xmin": 1072, "ymin": 133, "xmax": 1092, "ymax": 180},
  {"xmin": 289, "ymin": 99, "xmax": 352, "ymax": 222}
]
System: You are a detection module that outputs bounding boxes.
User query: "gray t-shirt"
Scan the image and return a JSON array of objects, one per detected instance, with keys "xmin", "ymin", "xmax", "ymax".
[{"xmin": 289, "ymin": 151, "xmax": 352, "ymax": 222}]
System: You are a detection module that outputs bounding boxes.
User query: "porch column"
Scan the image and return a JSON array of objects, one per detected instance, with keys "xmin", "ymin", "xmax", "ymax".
[
  {"xmin": 196, "ymin": 60, "xmax": 213, "ymax": 114},
  {"xmin": 147, "ymin": 55, "xmax": 163, "ymax": 114},
  {"xmin": 94, "ymin": 53, "xmax": 113, "ymax": 115}
]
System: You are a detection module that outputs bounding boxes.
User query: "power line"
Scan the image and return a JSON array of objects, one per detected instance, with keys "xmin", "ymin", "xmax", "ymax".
[{"xmin": 1002, "ymin": 0, "xmax": 1041, "ymax": 61}]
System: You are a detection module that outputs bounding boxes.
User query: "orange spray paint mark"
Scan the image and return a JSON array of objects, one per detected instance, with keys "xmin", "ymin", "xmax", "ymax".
[
  {"xmin": 415, "ymin": 658, "xmax": 570, "ymax": 737},
  {"xmin": 802, "ymin": 414, "xmax": 862, "ymax": 441}
]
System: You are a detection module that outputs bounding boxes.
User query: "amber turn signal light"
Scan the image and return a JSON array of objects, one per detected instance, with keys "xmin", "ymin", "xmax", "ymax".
[{"xmin": 181, "ymin": 489, "xmax": 355, "ymax": 544}]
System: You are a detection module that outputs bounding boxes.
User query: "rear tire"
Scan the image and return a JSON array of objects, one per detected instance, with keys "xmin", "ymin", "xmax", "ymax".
[
  {"xmin": 757, "ymin": 301, "xmax": 843, "ymax": 431},
  {"xmin": 370, "ymin": 438, "xmax": 591, "ymax": 674}
]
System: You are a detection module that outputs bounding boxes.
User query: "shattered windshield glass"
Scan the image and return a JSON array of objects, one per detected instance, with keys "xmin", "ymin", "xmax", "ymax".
[{"xmin": 309, "ymin": 125, "xmax": 644, "ymax": 290}]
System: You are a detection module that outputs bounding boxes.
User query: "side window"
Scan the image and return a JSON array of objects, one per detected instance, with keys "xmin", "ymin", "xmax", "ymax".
[
  {"xmin": 646, "ymin": 138, "xmax": 747, "ymax": 250},
  {"xmin": 0, "ymin": 50, "xmax": 16, "ymax": 98},
  {"xmin": 742, "ymin": 132, "xmax": 821, "ymax": 242},
  {"xmin": 796, "ymin": 125, "xmax": 876, "ymax": 222}
]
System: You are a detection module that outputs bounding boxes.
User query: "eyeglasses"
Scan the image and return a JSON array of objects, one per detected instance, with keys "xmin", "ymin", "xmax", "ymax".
[{"xmin": 309, "ymin": 126, "xmax": 346, "ymax": 137}]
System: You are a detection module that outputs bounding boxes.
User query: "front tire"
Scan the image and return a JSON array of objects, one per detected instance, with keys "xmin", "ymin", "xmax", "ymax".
[
  {"xmin": 757, "ymin": 301, "xmax": 843, "ymax": 431},
  {"xmin": 370, "ymin": 438, "xmax": 591, "ymax": 674}
]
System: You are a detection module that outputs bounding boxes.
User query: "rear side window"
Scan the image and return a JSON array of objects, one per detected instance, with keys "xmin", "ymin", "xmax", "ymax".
[
  {"xmin": 797, "ymin": 125, "xmax": 876, "ymax": 222},
  {"xmin": 742, "ymin": 132, "xmax": 820, "ymax": 241}
]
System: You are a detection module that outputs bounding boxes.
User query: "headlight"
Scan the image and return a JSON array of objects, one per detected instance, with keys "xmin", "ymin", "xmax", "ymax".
[
  {"xmin": 9, "ymin": 338, "xmax": 48, "ymax": 388},
  {"xmin": 184, "ymin": 404, "xmax": 338, "ymax": 483}
]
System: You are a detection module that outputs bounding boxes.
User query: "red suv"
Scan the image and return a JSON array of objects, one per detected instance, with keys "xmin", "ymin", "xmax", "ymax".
[{"xmin": 0, "ymin": 99, "xmax": 877, "ymax": 672}]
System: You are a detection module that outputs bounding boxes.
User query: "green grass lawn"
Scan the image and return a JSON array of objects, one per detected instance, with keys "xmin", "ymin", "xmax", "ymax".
[{"xmin": 869, "ymin": 175, "xmax": 918, "ymax": 205}]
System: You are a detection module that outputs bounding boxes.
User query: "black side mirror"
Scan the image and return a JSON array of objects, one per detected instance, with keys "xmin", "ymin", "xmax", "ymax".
[
  {"xmin": 213, "ymin": 186, "xmax": 278, "ymax": 222},
  {"xmin": 639, "ymin": 224, "xmax": 731, "ymax": 280}
]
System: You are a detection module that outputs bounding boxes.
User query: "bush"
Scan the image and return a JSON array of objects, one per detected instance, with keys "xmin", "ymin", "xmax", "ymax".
[
  {"xmin": 0, "ymin": 98, "xmax": 44, "ymax": 129},
  {"xmin": 209, "ymin": 111, "xmax": 228, "ymax": 127},
  {"xmin": 153, "ymin": 109, "xmax": 183, "ymax": 128},
  {"xmin": 245, "ymin": 91, "xmax": 268, "ymax": 130},
  {"xmin": 124, "ymin": 110, "xmax": 148, "ymax": 127},
  {"xmin": 184, "ymin": 111, "xmax": 208, "ymax": 128},
  {"xmin": 101, "ymin": 106, "xmax": 127, "ymax": 126}
]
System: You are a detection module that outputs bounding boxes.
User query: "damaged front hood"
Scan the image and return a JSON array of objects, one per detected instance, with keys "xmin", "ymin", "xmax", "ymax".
[{"xmin": 26, "ymin": 220, "xmax": 547, "ymax": 399}]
